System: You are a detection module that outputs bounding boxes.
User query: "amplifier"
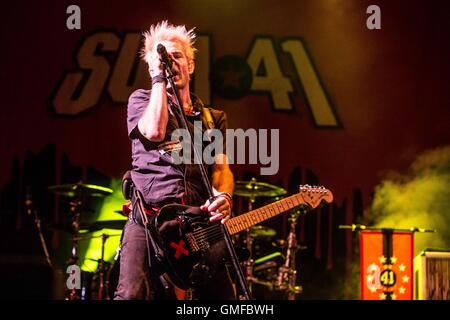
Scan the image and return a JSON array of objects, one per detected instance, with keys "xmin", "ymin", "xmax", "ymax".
[{"xmin": 414, "ymin": 249, "xmax": 450, "ymax": 300}]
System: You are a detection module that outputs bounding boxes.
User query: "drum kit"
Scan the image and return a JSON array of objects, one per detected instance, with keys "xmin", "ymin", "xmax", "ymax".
[
  {"xmin": 45, "ymin": 178, "xmax": 304, "ymax": 300},
  {"xmin": 46, "ymin": 182, "xmax": 125, "ymax": 300},
  {"xmin": 233, "ymin": 178, "xmax": 304, "ymax": 300}
]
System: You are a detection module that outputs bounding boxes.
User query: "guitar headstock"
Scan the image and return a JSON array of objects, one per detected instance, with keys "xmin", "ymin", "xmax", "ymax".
[{"xmin": 298, "ymin": 185, "xmax": 334, "ymax": 209}]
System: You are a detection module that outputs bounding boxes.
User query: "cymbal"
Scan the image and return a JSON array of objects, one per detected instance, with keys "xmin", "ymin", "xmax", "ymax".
[
  {"xmin": 250, "ymin": 226, "xmax": 276, "ymax": 238},
  {"xmin": 48, "ymin": 183, "xmax": 113, "ymax": 198},
  {"xmin": 85, "ymin": 258, "xmax": 113, "ymax": 263},
  {"xmin": 75, "ymin": 234, "xmax": 122, "ymax": 241},
  {"xmin": 234, "ymin": 179, "xmax": 286, "ymax": 198},
  {"xmin": 79, "ymin": 220, "xmax": 127, "ymax": 233},
  {"xmin": 254, "ymin": 251, "xmax": 284, "ymax": 266}
]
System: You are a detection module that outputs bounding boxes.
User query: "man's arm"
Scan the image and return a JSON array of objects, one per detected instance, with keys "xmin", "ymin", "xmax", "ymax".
[
  {"xmin": 201, "ymin": 153, "xmax": 234, "ymax": 223},
  {"xmin": 137, "ymin": 81, "xmax": 168, "ymax": 142},
  {"xmin": 138, "ymin": 49, "xmax": 169, "ymax": 142},
  {"xmin": 211, "ymin": 154, "xmax": 234, "ymax": 195}
]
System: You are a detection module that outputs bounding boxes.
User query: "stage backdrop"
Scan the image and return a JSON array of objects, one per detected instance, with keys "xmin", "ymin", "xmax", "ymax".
[{"xmin": 1, "ymin": 0, "xmax": 449, "ymax": 299}]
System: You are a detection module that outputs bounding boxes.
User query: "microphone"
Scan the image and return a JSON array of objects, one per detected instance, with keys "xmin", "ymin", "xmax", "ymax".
[{"xmin": 156, "ymin": 44, "xmax": 174, "ymax": 72}]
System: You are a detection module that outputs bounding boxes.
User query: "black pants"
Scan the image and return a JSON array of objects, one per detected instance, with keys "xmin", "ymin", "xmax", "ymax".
[{"xmin": 113, "ymin": 215, "xmax": 236, "ymax": 300}]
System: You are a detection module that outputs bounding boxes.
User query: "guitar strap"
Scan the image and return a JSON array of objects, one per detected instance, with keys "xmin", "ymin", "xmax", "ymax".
[
  {"xmin": 201, "ymin": 106, "xmax": 216, "ymax": 143},
  {"xmin": 202, "ymin": 106, "xmax": 216, "ymax": 131},
  {"xmin": 131, "ymin": 187, "xmax": 165, "ymax": 261}
]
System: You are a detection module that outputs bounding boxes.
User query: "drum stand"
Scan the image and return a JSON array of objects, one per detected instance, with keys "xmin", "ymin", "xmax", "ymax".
[
  {"xmin": 25, "ymin": 188, "xmax": 53, "ymax": 268},
  {"xmin": 96, "ymin": 233, "xmax": 109, "ymax": 300},
  {"xmin": 67, "ymin": 199, "xmax": 82, "ymax": 300},
  {"xmin": 243, "ymin": 197, "xmax": 256, "ymax": 288},
  {"xmin": 73, "ymin": 233, "xmax": 116, "ymax": 300},
  {"xmin": 274, "ymin": 208, "xmax": 304, "ymax": 299}
]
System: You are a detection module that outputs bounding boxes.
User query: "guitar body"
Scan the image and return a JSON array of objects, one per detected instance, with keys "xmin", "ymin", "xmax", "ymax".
[{"xmin": 153, "ymin": 204, "xmax": 227, "ymax": 290}]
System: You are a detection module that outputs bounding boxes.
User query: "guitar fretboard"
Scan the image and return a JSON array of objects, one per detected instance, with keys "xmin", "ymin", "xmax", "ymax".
[{"xmin": 225, "ymin": 193, "xmax": 304, "ymax": 235}]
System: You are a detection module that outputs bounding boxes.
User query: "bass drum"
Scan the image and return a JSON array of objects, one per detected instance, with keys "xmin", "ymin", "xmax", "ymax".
[{"xmin": 105, "ymin": 255, "xmax": 121, "ymax": 300}]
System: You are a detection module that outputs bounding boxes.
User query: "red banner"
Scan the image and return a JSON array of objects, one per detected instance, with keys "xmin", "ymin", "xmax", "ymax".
[{"xmin": 360, "ymin": 231, "xmax": 414, "ymax": 300}]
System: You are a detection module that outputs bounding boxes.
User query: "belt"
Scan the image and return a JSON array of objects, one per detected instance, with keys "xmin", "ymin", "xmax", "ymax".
[{"xmin": 128, "ymin": 188, "xmax": 160, "ymax": 227}]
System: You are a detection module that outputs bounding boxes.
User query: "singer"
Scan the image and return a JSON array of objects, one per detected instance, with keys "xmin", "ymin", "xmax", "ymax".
[{"xmin": 114, "ymin": 21, "xmax": 235, "ymax": 300}]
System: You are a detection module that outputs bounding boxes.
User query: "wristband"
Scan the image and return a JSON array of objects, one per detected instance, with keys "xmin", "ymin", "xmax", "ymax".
[{"xmin": 151, "ymin": 74, "xmax": 167, "ymax": 86}]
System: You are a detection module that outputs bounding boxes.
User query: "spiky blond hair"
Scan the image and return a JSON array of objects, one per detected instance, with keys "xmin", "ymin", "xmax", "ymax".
[{"xmin": 142, "ymin": 20, "xmax": 197, "ymax": 63}]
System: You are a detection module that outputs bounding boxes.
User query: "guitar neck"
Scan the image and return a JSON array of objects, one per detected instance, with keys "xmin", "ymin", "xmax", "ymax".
[{"xmin": 225, "ymin": 193, "xmax": 304, "ymax": 235}]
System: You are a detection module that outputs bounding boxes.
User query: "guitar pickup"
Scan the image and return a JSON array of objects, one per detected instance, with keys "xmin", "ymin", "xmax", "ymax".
[{"xmin": 186, "ymin": 233, "xmax": 200, "ymax": 252}]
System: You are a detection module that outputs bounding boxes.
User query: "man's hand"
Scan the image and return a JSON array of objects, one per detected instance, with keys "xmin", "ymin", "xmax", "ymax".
[
  {"xmin": 146, "ymin": 47, "xmax": 164, "ymax": 78},
  {"xmin": 200, "ymin": 195, "xmax": 232, "ymax": 224},
  {"xmin": 148, "ymin": 57, "xmax": 163, "ymax": 78}
]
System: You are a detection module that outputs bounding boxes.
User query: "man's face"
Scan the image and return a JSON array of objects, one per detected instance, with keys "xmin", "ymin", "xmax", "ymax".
[{"xmin": 156, "ymin": 40, "xmax": 194, "ymax": 90}]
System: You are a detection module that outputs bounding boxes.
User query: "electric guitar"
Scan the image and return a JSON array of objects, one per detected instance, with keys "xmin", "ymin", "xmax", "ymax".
[{"xmin": 152, "ymin": 185, "xmax": 333, "ymax": 289}]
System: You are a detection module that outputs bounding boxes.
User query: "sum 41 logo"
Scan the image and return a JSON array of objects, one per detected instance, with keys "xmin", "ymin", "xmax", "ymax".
[{"xmin": 52, "ymin": 32, "xmax": 340, "ymax": 127}]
